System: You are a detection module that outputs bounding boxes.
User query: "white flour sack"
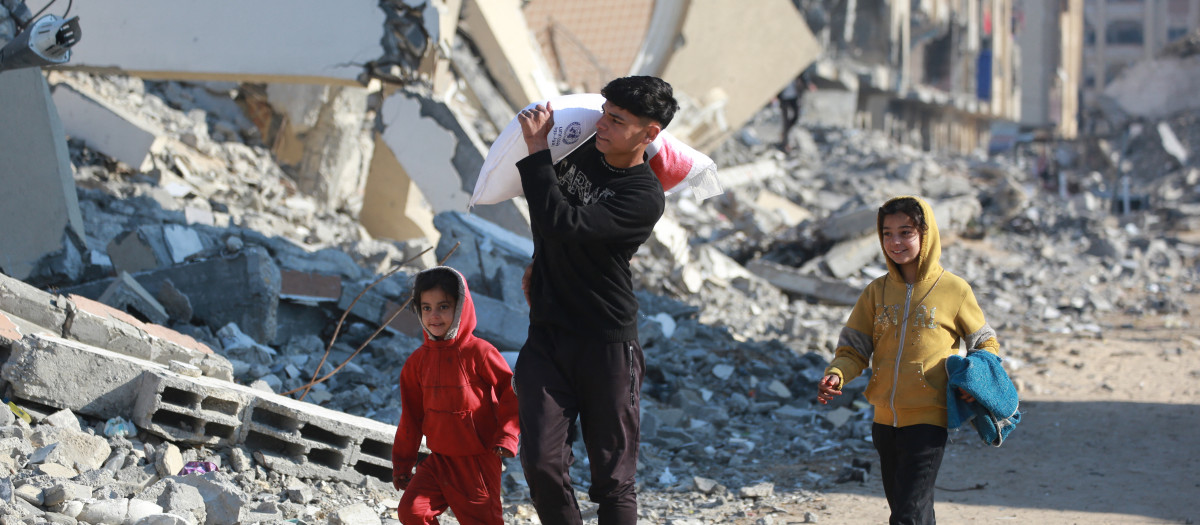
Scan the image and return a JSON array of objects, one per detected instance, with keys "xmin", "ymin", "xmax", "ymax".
[{"xmin": 469, "ymin": 93, "xmax": 723, "ymax": 207}]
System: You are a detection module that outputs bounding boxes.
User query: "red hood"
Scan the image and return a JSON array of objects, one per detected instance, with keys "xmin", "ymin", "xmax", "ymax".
[{"xmin": 414, "ymin": 266, "xmax": 477, "ymax": 346}]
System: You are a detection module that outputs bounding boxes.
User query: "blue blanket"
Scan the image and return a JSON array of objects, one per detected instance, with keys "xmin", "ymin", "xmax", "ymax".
[{"xmin": 946, "ymin": 351, "xmax": 1021, "ymax": 447}]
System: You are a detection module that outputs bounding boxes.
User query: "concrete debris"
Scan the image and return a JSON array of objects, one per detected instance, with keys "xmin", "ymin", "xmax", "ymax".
[
  {"xmin": 100, "ymin": 271, "xmax": 171, "ymax": 326},
  {"xmin": 0, "ymin": 17, "xmax": 1196, "ymax": 523}
]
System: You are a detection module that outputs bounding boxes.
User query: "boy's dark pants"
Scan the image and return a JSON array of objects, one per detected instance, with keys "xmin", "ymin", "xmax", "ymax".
[
  {"xmin": 516, "ymin": 324, "xmax": 643, "ymax": 525},
  {"xmin": 872, "ymin": 423, "xmax": 947, "ymax": 525}
]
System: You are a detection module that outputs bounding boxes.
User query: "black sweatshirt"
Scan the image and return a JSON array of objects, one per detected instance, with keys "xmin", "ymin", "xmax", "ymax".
[{"xmin": 516, "ymin": 137, "xmax": 666, "ymax": 342}]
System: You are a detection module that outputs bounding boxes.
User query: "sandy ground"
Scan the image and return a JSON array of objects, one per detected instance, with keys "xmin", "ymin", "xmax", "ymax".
[{"xmin": 777, "ymin": 292, "xmax": 1200, "ymax": 524}]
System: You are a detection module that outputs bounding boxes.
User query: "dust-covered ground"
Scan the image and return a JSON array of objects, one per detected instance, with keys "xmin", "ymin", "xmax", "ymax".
[{"xmin": 756, "ymin": 270, "xmax": 1200, "ymax": 524}]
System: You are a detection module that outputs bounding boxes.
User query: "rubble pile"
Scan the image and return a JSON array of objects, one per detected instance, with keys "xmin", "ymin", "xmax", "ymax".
[{"xmin": 0, "ymin": 69, "xmax": 1196, "ymax": 524}]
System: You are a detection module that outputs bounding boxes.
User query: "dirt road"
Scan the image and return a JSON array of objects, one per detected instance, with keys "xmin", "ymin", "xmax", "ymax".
[{"xmin": 785, "ymin": 293, "xmax": 1200, "ymax": 524}]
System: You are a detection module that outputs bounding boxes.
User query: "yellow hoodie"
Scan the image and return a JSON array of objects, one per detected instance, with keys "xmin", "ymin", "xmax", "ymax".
[{"xmin": 825, "ymin": 196, "xmax": 1000, "ymax": 428}]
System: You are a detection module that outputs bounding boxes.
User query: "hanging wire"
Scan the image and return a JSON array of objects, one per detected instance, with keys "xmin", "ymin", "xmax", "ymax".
[{"xmin": 19, "ymin": 0, "xmax": 73, "ymax": 31}]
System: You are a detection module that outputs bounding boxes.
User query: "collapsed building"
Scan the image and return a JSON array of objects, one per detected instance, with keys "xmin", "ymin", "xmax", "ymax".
[{"xmin": 0, "ymin": 0, "xmax": 1196, "ymax": 524}]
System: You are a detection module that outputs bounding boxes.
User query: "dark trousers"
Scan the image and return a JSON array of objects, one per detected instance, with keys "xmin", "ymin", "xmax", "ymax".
[
  {"xmin": 780, "ymin": 96, "xmax": 800, "ymax": 147},
  {"xmin": 515, "ymin": 324, "xmax": 643, "ymax": 525},
  {"xmin": 872, "ymin": 423, "xmax": 947, "ymax": 525}
]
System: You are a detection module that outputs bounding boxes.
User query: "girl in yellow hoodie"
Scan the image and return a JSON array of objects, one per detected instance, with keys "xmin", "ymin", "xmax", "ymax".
[{"xmin": 817, "ymin": 196, "xmax": 1000, "ymax": 525}]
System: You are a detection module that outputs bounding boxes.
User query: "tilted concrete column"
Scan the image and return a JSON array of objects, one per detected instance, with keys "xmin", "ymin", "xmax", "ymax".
[{"xmin": 0, "ymin": 68, "xmax": 84, "ymax": 280}]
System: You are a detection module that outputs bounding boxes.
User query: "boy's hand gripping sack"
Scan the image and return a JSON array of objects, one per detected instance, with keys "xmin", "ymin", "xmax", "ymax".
[{"xmin": 470, "ymin": 93, "xmax": 723, "ymax": 207}]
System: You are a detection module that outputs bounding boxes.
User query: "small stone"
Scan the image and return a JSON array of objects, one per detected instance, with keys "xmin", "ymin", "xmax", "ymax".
[
  {"xmin": 156, "ymin": 443, "xmax": 184, "ymax": 477},
  {"xmin": 693, "ymin": 476, "xmax": 721, "ymax": 495},
  {"xmin": 14, "ymin": 483, "xmax": 43, "ymax": 505},
  {"xmin": 229, "ymin": 446, "xmax": 252, "ymax": 473},
  {"xmin": 737, "ymin": 481, "xmax": 774, "ymax": 499},
  {"xmin": 712, "ymin": 364, "xmax": 735, "ymax": 380}
]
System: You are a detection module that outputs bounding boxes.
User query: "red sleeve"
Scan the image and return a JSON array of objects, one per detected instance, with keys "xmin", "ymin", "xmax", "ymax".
[
  {"xmin": 474, "ymin": 342, "xmax": 520, "ymax": 455},
  {"xmin": 392, "ymin": 348, "xmax": 425, "ymax": 474}
]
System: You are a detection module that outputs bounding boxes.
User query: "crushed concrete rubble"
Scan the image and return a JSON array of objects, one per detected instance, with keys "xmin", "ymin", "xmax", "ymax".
[{"xmin": 1, "ymin": 63, "xmax": 1198, "ymax": 525}]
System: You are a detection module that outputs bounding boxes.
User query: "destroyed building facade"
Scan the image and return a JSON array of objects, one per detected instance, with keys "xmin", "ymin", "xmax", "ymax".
[{"xmin": 0, "ymin": 0, "xmax": 1196, "ymax": 523}]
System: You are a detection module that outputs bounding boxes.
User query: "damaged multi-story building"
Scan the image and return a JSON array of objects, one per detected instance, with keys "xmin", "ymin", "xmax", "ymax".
[
  {"xmin": 800, "ymin": 0, "xmax": 1085, "ymax": 151},
  {"xmin": 0, "ymin": 0, "xmax": 822, "ymax": 496}
]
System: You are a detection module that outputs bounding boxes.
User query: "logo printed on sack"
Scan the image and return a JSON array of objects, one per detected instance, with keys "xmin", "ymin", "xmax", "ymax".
[{"xmin": 564, "ymin": 122, "xmax": 582, "ymax": 145}]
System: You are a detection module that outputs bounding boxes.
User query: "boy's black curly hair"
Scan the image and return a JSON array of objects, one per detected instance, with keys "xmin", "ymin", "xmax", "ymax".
[
  {"xmin": 878, "ymin": 197, "xmax": 929, "ymax": 234},
  {"xmin": 600, "ymin": 76, "xmax": 679, "ymax": 127}
]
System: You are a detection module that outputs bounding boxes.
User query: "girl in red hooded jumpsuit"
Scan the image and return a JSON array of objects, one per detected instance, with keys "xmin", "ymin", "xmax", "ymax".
[{"xmin": 392, "ymin": 266, "xmax": 520, "ymax": 524}]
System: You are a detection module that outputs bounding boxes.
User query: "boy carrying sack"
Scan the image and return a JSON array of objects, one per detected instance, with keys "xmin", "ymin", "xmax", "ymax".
[{"xmin": 392, "ymin": 266, "xmax": 519, "ymax": 525}]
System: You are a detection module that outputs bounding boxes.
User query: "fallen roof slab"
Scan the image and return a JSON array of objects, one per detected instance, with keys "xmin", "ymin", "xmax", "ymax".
[{"xmin": 62, "ymin": 1, "xmax": 387, "ymax": 85}]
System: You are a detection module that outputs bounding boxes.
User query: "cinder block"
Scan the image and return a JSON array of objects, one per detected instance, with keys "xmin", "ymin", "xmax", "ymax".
[
  {"xmin": 239, "ymin": 392, "xmax": 396, "ymax": 484},
  {"xmin": 132, "ymin": 370, "xmax": 249, "ymax": 446},
  {"xmin": 1, "ymin": 334, "xmax": 163, "ymax": 420}
]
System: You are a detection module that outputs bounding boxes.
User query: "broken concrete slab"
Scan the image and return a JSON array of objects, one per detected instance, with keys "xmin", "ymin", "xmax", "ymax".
[
  {"xmin": 360, "ymin": 134, "xmax": 439, "ymax": 244},
  {"xmin": 66, "ymin": 294, "xmax": 230, "ymax": 381},
  {"xmin": 51, "ymin": 83, "xmax": 161, "ymax": 170},
  {"xmin": 433, "ymin": 211, "xmax": 533, "ymax": 301},
  {"xmin": 714, "ymin": 159, "xmax": 783, "ymax": 189},
  {"xmin": 658, "ymin": 0, "xmax": 819, "ymax": 152},
  {"xmin": 372, "ymin": 92, "xmax": 531, "ymax": 239},
  {"xmin": 155, "ymin": 279, "xmax": 194, "ymax": 323},
  {"xmin": 65, "ymin": 246, "xmax": 281, "ymax": 344},
  {"xmin": 822, "ymin": 235, "xmax": 880, "ymax": 279},
  {"xmin": 99, "ymin": 272, "xmax": 171, "ymax": 326},
  {"xmin": 29, "ymin": 427, "xmax": 111, "ymax": 471},
  {"xmin": 106, "ymin": 226, "xmax": 174, "ymax": 275},
  {"xmin": 459, "ymin": 0, "xmax": 558, "ymax": 108},
  {"xmin": 2, "ymin": 334, "xmax": 163, "ymax": 420},
  {"xmin": 163, "ymin": 224, "xmax": 206, "ymax": 264},
  {"xmin": 263, "ymin": 83, "xmax": 373, "ymax": 213},
  {"xmin": 279, "ymin": 270, "xmax": 342, "ymax": 304},
  {"xmin": 754, "ymin": 191, "xmax": 813, "ymax": 228},
  {"xmin": 745, "ymin": 258, "xmax": 861, "ymax": 305},
  {"xmin": 331, "ymin": 502, "xmax": 381, "ymax": 525},
  {"xmin": 817, "ymin": 206, "xmax": 877, "ymax": 242},
  {"xmin": 1103, "ymin": 52, "xmax": 1200, "ymax": 119},
  {"xmin": 0, "ymin": 272, "xmax": 70, "ymax": 333},
  {"xmin": 0, "ymin": 68, "xmax": 85, "ymax": 282},
  {"xmin": 471, "ymin": 293, "xmax": 529, "ymax": 352},
  {"xmin": 0, "ymin": 312, "xmax": 22, "ymax": 345},
  {"xmin": 65, "ymin": 1, "xmax": 387, "ymax": 85}
]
